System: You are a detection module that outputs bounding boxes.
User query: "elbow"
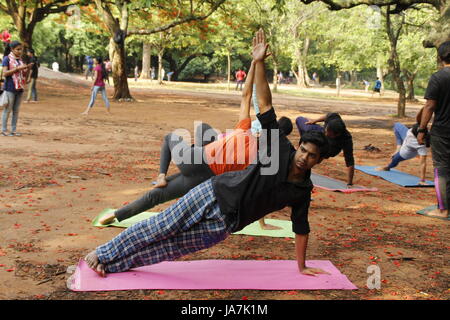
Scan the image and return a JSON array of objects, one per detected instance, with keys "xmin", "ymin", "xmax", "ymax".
[
  {"xmin": 241, "ymin": 90, "xmax": 251, "ymax": 100},
  {"xmin": 424, "ymin": 100, "xmax": 437, "ymax": 112}
]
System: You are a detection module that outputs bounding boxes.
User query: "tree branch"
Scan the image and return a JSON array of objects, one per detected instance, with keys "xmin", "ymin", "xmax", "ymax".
[
  {"xmin": 299, "ymin": 0, "xmax": 441, "ymax": 11},
  {"xmin": 127, "ymin": 0, "xmax": 226, "ymax": 36}
]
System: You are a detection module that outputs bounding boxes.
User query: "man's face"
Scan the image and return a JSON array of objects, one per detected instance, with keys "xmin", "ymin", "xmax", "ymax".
[{"xmin": 294, "ymin": 142, "xmax": 322, "ymax": 171}]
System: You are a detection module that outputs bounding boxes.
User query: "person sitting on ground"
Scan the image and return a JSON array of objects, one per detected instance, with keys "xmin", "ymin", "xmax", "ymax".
[
  {"xmin": 84, "ymin": 29, "xmax": 331, "ymax": 277},
  {"xmin": 295, "ymin": 112, "xmax": 355, "ymax": 186},
  {"xmin": 99, "ymin": 53, "xmax": 294, "ymax": 226}
]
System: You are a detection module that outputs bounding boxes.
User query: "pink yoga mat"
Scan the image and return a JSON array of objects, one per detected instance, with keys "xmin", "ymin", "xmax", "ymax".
[{"xmin": 69, "ymin": 259, "xmax": 357, "ymax": 291}]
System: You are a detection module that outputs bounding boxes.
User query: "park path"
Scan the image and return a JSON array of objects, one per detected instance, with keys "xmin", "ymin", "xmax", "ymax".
[{"xmin": 39, "ymin": 67, "xmax": 423, "ymax": 119}]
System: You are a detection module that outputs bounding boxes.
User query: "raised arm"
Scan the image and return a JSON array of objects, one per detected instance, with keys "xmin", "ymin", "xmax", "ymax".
[
  {"xmin": 239, "ymin": 60, "xmax": 256, "ymax": 121},
  {"xmin": 252, "ymin": 29, "xmax": 272, "ymax": 115}
]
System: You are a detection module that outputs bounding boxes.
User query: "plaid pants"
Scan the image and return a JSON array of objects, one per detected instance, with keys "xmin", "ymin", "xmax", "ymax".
[{"xmin": 96, "ymin": 179, "xmax": 235, "ymax": 273}]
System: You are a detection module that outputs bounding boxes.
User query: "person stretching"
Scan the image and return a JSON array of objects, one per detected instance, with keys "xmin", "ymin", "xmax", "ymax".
[
  {"xmin": 376, "ymin": 108, "xmax": 430, "ymax": 184},
  {"xmin": 99, "ymin": 56, "xmax": 293, "ymax": 226},
  {"xmin": 84, "ymin": 29, "xmax": 330, "ymax": 277}
]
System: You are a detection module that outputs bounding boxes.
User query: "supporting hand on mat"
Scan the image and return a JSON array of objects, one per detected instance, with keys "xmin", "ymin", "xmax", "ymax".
[{"xmin": 300, "ymin": 267, "xmax": 331, "ymax": 276}]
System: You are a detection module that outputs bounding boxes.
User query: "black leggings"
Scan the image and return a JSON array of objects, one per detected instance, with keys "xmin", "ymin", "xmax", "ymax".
[
  {"xmin": 115, "ymin": 132, "xmax": 214, "ymax": 221},
  {"xmin": 431, "ymin": 135, "xmax": 450, "ymax": 210},
  {"xmin": 114, "ymin": 172, "xmax": 213, "ymax": 221},
  {"xmin": 159, "ymin": 133, "xmax": 207, "ymax": 176}
]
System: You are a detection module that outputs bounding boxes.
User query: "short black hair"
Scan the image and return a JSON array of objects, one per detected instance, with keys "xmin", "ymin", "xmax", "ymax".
[
  {"xmin": 28, "ymin": 48, "xmax": 35, "ymax": 54},
  {"xmin": 299, "ymin": 130, "xmax": 329, "ymax": 159},
  {"xmin": 326, "ymin": 119, "xmax": 346, "ymax": 136},
  {"xmin": 277, "ymin": 116, "xmax": 293, "ymax": 136},
  {"xmin": 438, "ymin": 41, "xmax": 450, "ymax": 64}
]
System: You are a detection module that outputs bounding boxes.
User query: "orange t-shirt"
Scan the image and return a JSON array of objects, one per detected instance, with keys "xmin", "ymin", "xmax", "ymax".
[{"xmin": 204, "ymin": 118, "xmax": 258, "ymax": 175}]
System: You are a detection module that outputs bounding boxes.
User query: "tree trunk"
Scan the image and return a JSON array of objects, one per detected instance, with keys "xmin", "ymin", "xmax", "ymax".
[
  {"xmin": 294, "ymin": 47, "xmax": 308, "ymax": 88},
  {"xmin": 227, "ymin": 52, "xmax": 231, "ymax": 91},
  {"xmin": 336, "ymin": 73, "xmax": 342, "ymax": 97},
  {"xmin": 158, "ymin": 49, "xmax": 164, "ymax": 85},
  {"xmin": 302, "ymin": 37, "xmax": 311, "ymax": 85},
  {"xmin": 109, "ymin": 38, "xmax": 133, "ymax": 100},
  {"xmin": 386, "ymin": 7, "xmax": 406, "ymax": 117},
  {"xmin": 273, "ymin": 61, "xmax": 278, "ymax": 93},
  {"xmin": 350, "ymin": 70, "xmax": 357, "ymax": 86},
  {"xmin": 94, "ymin": 0, "xmax": 132, "ymax": 100},
  {"xmin": 405, "ymin": 71, "xmax": 417, "ymax": 101},
  {"xmin": 140, "ymin": 42, "xmax": 151, "ymax": 79}
]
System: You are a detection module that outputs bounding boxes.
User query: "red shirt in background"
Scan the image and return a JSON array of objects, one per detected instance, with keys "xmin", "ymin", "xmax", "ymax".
[
  {"xmin": 94, "ymin": 64, "xmax": 105, "ymax": 87},
  {"xmin": 235, "ymin": 70, "xmax": 246, "ymax": 81}
]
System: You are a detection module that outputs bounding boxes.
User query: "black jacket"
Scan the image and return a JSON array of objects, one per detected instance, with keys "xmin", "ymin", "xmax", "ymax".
[{"xmin": 211, "ymin": 108, "xmax": 313, "ymax": 235}]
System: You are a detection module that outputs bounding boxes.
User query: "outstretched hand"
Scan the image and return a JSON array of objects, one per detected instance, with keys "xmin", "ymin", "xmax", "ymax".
[{"xmin": 252, "ymin": 28, "xmax": 270, "ymax": 62}]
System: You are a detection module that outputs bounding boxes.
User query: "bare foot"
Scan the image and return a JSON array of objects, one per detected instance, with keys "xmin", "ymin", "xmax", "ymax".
[
  {"xmin": 99, "ymin": 212, "xmax": 116, "ymax": 225},
  {"xmin": 154, "ymin": 174, "xmax": 168, "ymax": 188},
  {"xmin": 84, "ymin": 250, "xmax": 106, "ymax": 277},
  {"xmin": 424, "ymin": 208, "xmax": 448, "ymax": 219},
  {"xmin": 81, "ymin": 112, "xmax": 89, "ymax": 116},
  {"xmin": 375, "ymin": 166, "xmax": 389, "ymax": 171},
  {"xmin": 85, "ymin": 250, "xmax": 99, "ymax": 270},
  {"xmin": 260, "ymin": 223, "xmax": 282, "ymax": 230}
]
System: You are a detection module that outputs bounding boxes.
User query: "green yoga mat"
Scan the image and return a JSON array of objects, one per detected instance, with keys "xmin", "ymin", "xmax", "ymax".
[
  {"xmin": 234, "ymin": 219, "xmax": 294, "ymax": 238},
  {"xmin": 92, "ymin": 209, "xmax": 160, "ymax": 228},
  {"xmin": 93, "ymin": 209, "xmax": 295, "ymax": 237},
  {"xmin": 416, "ymin": 205, "xmax": 450, "ymax": 221}
]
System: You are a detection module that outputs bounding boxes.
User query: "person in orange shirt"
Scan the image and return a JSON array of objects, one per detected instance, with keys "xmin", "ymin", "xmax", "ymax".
[{"xmin": 99, "ymin": 60, "xmax": 293, "ymax": 226}]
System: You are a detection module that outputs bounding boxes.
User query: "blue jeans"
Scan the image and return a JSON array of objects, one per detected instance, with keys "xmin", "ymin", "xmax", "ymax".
[
  {"xmin": 394, "ymin": 122, "xmax": 408, "ymax": 146},
  {"xmin": 88, "ymin": 86, "xmax": 110, "ymax": 109},
  {"xmin": 387, "ymin": 152, "xmax": 405, "ymax": 169},
  {"xmin": 2, "ymin": 90, "xmax": 23, "ymax": 133}
]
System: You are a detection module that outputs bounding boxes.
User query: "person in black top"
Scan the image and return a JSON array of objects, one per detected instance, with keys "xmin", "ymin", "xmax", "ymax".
[
  {"xmin": 417, "ymin": 41, "xmax": 450, "ymax": 219},
  {"xmin": 83, "ymin": 29, "xmax": 330, "ymax": 277},
  {"xmin": 25, "ymin": 48, "xmax": 40, "ymax": 102},
  {"xmin": 296, "ymin": 112, "xmax": 355, "ymax": 186}
]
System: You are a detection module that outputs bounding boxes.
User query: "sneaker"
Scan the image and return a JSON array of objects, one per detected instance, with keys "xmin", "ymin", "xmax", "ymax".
[
  {"xmin": 7, "ymin": 132, "xmax": 14, "ymax": 136},
  {"xmin": 13, "ymin": 132, "xmax": 21, "ymax": 136}
]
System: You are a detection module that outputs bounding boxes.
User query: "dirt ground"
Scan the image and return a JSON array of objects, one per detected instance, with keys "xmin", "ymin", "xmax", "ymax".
[{"xmin": 0, "ymin": 70, "xmax": 448, "ymax": 301}]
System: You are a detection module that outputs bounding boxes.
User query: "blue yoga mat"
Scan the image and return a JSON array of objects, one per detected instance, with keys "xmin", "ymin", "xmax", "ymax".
[{"xmin": 355, "ymin": 165, "xmax": 434, "ymax": 187}]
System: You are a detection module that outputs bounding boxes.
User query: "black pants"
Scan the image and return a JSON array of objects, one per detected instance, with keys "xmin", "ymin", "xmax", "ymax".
[
  {"xmin": 115, "ymin": 132, "xmax": 213, "ymax": 221},
  {"xmin": 431, "ymin": 134, "xmax": 450, "ymax": 210},
  {"xmin": 115, "ymin": 172, "xmax": 213, "ymax": 221}
]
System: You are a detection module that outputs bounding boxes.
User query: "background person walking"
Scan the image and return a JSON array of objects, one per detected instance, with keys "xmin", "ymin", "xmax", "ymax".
[{"xmin": 81, "ymin": 57, "xmax": 110, "ymax": 115}]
